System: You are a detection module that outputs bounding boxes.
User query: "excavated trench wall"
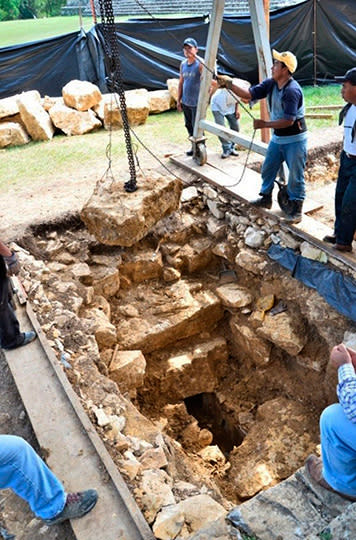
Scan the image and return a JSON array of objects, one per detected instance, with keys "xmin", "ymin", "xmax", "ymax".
[{"xmin": 17, "ymin": 166, "xmax": 356, "ymax": 538}]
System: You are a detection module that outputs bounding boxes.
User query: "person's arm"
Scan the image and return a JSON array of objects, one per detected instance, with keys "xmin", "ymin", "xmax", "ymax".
[
  {"xmin": 0, "ymin": 240, "xmax": 20, "ymax": 275},
  {"xmin": 331, "ymin": 344, "xmax": 356, "ymax": 423},
  {"xmin": 235, "ymin": 102, "xmax": 240, "ymax": 120},
  {"xmin": 177, "ymin": 64, "xmax": 184, "ymax": 112},
  {"xmin": 254, "ymin": 84, "xmax": 302, "ymax": 130}
]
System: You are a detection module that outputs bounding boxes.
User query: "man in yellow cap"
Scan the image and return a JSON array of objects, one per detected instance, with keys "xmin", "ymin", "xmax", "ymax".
[{"xmin": 218, "ymin": 50, "xmax": 307, "ymax": 223}]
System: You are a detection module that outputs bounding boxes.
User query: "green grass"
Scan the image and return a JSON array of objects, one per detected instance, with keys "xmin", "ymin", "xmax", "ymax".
[
  {"xmin": 0, "ymin": 16, "xmax": 94, "ymax": 48},
  {"xmin": 0, "ymin": 85, "xmax": 343, "ymax": 193},
  {"xmin": 0, "ymin": 14, "xmax": 191, "ymax": 48}
]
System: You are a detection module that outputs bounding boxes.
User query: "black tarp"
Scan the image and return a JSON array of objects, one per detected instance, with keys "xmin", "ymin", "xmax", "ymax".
[{"xmin": 0, "ymin": 0, "xmax": 355, "ymax": 99}]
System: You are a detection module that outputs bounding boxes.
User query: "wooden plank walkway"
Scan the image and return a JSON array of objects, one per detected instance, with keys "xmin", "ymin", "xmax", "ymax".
[
  {"xmin": 4, "ymin": 302, "xmax": 155, "ymax": 540},
  {"xmin": 170, "ymin": 153, "xmax": 356, "ymax": 270}
]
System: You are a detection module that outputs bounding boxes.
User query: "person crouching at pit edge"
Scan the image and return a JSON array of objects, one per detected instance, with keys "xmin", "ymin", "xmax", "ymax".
[
  {"xmin": 305, "ymin": 343, "xmax": 356, "ymax": 501},
  {"xmin": 177, "ymin": 37, "xmax": 203, "ymax": 156},
  {"xmin": 217, "ymin": 49, "xmax": 307, "ymax": 224}
]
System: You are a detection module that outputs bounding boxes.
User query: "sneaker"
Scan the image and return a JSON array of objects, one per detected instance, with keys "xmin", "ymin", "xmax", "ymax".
[
  {"xmin": 45, "ymin": 489, "xmax": 98, "ymax": 526},
  {"xmin": 230, "ymin": 149, "xmax": 239, "ymax": 156},
  {"xmin": 323, "ymin": 235, "xmax": 336, "ymax": 244},
  {"xmin": 335, "ymin": 243, "xmax": 352, "ymax": 252},
  {"xmin": 3, "ymin": 331, "xmax": 37, "ymax": 350},
  {"xmin": 250, "ymin": 194, "xmax": 272, "ymax": 209},
  {"xmin": 221, "ymin": 150, "xmax": 231, "ymax": 159}
]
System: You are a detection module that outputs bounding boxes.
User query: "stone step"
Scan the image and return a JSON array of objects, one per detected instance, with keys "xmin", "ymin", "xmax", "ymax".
[{"xmin": 228, "ymin": 466, "xmax": 352, "ymax": 540}]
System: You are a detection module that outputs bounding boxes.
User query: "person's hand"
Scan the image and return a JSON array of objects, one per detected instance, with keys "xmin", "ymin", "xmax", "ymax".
[
  {"xmin": 253, "ymin": 118, "xmax": 267, "ymax": 130},
  {"xmin": 217, "ymin": 75, "xmax": 233, "ymax": 89},
  {"xmin": 235, "ymin": 110, "xmax": 241, "ymax": 120},
  {"xmin": 346, "ymin": 346, "xmax": 356, "ymax": 370},
  {"xmin": 330, "ymin": 343, "xmax": 352, "ymax": 369},
  {"xmin": 177, "ymin": 99, "xmax": 182, "ymax": 112},
  {"xmin": 4, "ymin": 251, "xmax": 20, "ymax": 275}
]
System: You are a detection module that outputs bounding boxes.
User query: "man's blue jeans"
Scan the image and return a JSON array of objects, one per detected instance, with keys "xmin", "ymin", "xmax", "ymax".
[
  {"xmin": 0, "ymin": 435, "xmax": 65, "ymax": 519},
  {"xmin": 320, "ymin": 403, "xmax": 356, "ymax": 497},
  {"xmin": 334, "ymin": 151, "xmax": 356, "ymax": 247},
  {"xmin": 260, "ymin": 139, "xmax": 307, "ymax": 201}
]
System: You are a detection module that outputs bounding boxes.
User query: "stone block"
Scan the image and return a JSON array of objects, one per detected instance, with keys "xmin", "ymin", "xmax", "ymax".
[
  {"xmin": 104, "ymin": 91, "xmax": 149, "ymax": 129},
  {"xmin": 17, "ymin": 90, "xmax": 54, "ymax": 141},
  {"xmin": 81, "ymin": 175, "xmax": 183, "ymax": 246},
  {"xmin": 0, "ymin": 94, "xmax": 19, "ymax": 118},
  {"xmin": 109, "ymin": 350, "xmax": 146, "ymax": 397},
  {"xmin": 62, "ymin": 79, "xmax": 102, "ymax": 111},
  {"xmin": 0, "ymin": 122, "xmax": 30, "ymax": 148},
  {"xmin": 49, "ymin": 102, "xmax": 102, "ymax": 136},
  {"xmin": 148, "ymin": 89, "xmax": 172, "ymax": 113}
]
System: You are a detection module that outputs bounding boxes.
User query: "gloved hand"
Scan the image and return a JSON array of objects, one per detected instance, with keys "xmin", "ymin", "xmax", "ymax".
[
  {"xmin": 4, "ymin": 251, "xmax": 20, "ymax": 276},
  {"xmin": 217, "ymin": 75, "xmax": 233, "ymax": 89}
]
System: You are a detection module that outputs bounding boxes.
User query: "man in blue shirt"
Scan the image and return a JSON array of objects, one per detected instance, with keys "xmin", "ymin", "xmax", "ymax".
[
  {"xmin": 218, "ymin": 50, "xmax": 307, "ymax": 223},
  {"xmin": 177, "ymin": 37, "xmax": 203, "ymax": 156},
  {"xmin": 306, "ymin": 343, "xmax": 356, "ymax": 501}
]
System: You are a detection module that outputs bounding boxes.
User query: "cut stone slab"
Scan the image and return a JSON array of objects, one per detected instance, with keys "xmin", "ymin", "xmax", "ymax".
[
  {"xmin": 104, "ymin": 91, "xmax": 149, "ymax": 129},
  {"xmin": 148, "ymin": 89, "xmax": 172, "ymax": 113},
  {"xmin": 0, "ymin": 122, "xmax": 30, "ymax": 148},
  {"xmin": 81, "ymin": 176, "xmax": 183, "ymax": 246},
  {"xmin": 166, "ymin": 78, "xmax": 179, "ymax": 102},
  {"xmin": 116, "ymin": 280, "xmax": 223, "ymax": 353},
  {"xmin": 109, "ymin": 350, "xmax": 146, "ymax": 398},
  {"xmin": 17, "ymin": 90, "xmax": 54, "ymax": 141}
]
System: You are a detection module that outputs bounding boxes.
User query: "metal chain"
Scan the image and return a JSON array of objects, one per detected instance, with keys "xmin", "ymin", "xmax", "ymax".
[{"xmin": 97, "ymin": 0, "xmax": 137, "ymax": 192}]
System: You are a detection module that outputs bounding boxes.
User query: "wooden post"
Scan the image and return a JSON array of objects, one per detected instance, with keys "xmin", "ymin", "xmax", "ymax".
[
  {"xmin": 260, "ymin": 0, "xmax": 270, "ymax": 143},
  {"xmin": 193, "ymin": 0, "xmax": 225, "ymax": 140},
  {"xmin": 248, "ymin": 0, "xmax": 272, "ymax": 143}
]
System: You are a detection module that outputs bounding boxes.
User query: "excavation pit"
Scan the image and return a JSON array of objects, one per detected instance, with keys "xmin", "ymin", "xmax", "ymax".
[{"xmin": 14, "ymin": 146, "xmax": 356, "ymax": 536}]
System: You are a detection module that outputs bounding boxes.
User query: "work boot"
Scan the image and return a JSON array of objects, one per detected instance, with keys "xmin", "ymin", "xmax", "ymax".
[
  {"xmin": 335, "ymin": 243, "xmax": 352, "ymax": 253},
  {"xmin": 45, "ymin": 489, "xmax": 98, "ymax": 525},
  {"xmin": 283, "ymin": 200, "xmax": 303, "ymax": 224},
  {"xmin": 250, "ymin": 193, "xmax": 272, "ymax": 209},
  {"xmin": 323, "ymin": 234, "xmax": 336, "ymax": 244}
]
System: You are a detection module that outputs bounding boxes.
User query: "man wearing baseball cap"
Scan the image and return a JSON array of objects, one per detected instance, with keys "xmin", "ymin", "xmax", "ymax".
[
  {"xmin": 323, "ymin": 68, "xmax": 356, "ymax": 252},
  {"xmin": 177, "ymin": 37, "xmax": 203, "ymax": 156},
  {"xmin": 217, "ymin": 49, "xmax": 307, "ymax": 223}
]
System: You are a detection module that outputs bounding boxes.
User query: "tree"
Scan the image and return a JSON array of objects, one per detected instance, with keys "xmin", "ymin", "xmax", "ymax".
[{"xmin": 0, "ymin": 0, "xmax": 20, "ymax": 20}]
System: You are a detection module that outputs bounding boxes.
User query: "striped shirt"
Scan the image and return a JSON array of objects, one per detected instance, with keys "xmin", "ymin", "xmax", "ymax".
[{"xmin": 337, "ymin": 363, "xmax": 356, "ymax": 423}]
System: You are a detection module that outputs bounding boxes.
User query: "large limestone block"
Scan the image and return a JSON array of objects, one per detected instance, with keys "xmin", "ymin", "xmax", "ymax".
[
  {"xmin": 0, "ymin": 94, "xmax": 19, "ymax": 118},
  {"xmin": 257, "ymin": 311, "xmax": 307, "ymax": 356},
  {"xmin": 42, "ymin": 96, "xmax": 63, "ymax": 111},
  {"xmin": 0, "ymin": 122, "xmax": 30, "ymax": 148},
  {"xmin": 81, "ymin": 175, "xmax": 183, "ymax": 247},
  {"xmin": 153, "ymin": 505, "xmax": 184, "ymax": 540},
  {"xmin": 148, "ymin": 89, "xmax": 172, "ymax": 114},
  {"xmin": 139, "ymin": 469, "xmax": 175, "ymax": 524},
  {"xmin": 230, "ymin": 318, "xmax": 272, "ymax": 365},
  {"xmin": 161, "ymin": 337, "xmax": 228, "ymax": 400},
  {"xmin": 104, "ymin": 91, "xmax": 149, "ymax": 129},
  {"xmin": 17, "ymin": 91, "xmax": 54, "ymax": 141},
  {"xmin": 228, "ymin": 398, "xmax": 316, "ymax": 499},
  {"xmin": 167, "ymin": 78, "xmax": 179, "ymax": 102},
  {"xmin": 109, "ymin": 350, "xmax": 146, "ymax": 398},
  {"xmin": 62, "ymin": 79, "xmax": 102, "ymax": 111},
  {"xmin": 116, "ymin": 280, "xmax": 223, "ymax": 353},
  {"xmin": 49, "ymin": 102, "xmax": 102, "ymax": 136},
  {"xmin": 83, "ymin": 307, "xmax": 117, "ymax": 349}
]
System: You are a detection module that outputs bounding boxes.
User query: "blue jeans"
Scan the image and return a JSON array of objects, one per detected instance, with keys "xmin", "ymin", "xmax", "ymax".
[
  {"xmin": 212, "ymin": 110, "xmax": 240, "ymax": 152},
  {"xmin": 334, "ymin": 151, "xmax": 356, "ymax": 246},
  {"xmin": 320, "ymin": 403, "xmax": 356, "ymax": 497},
  {"xmin": 0, "ymin": 435, "xmax": 66, "ymax": 519},
  {"xmin": 260, "ymin": 139, "xmax": 307, "ymax": 200}
]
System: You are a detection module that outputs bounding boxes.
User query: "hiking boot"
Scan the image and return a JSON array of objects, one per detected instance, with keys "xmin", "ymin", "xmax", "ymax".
[
  {"xmin": 45, "ymin": 490, "xmax": 98, "ymax": 526},
  {"xmin": 335, "ymin": 243, "xmax": 352, "ymax": 253},
  {"xmin": 283, "ymin": 200, "xmax": 303, "ymax": 224},
  {"xmin": 250, "ymin": 194, "xmax": 272, "ymax": 209},
  {"xmin": 305, "ymin": 454, "xmax": 356, "ymax": 501},
  {"xmin": 323, "ymin": 235, "xmax": 336, "ymax": 244},
  {"xmin": 221, "ymin": 150, "xmax": 231, "ymax": 159}
]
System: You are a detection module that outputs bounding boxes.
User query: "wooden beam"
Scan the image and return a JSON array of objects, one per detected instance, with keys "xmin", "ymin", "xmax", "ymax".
[
  {"xmin": 200, "ymin": 119, "xmax": 268, "ymax": 155},
  {"xmin": 260, "ymin": 0, "xmax": 270, "ymax": 143},
  {"xmin": 193, "ymin": 0, "xmax": 225, "ymax": 140}
]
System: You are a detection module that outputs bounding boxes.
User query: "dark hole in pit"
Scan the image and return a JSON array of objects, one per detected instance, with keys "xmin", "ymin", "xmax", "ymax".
[{"xmin": 184, "ymin": 392, "xmax": 245, "ymax": 456}]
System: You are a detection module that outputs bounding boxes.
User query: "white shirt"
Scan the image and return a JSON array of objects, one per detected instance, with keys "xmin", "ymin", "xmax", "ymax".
[
  {"xmin": 211, "ymin": 88, "xmax": 236, "ymax": 115},
  {"xmin": 344, "ymin": 104, "xmax": 356, "ymax": 155}
]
